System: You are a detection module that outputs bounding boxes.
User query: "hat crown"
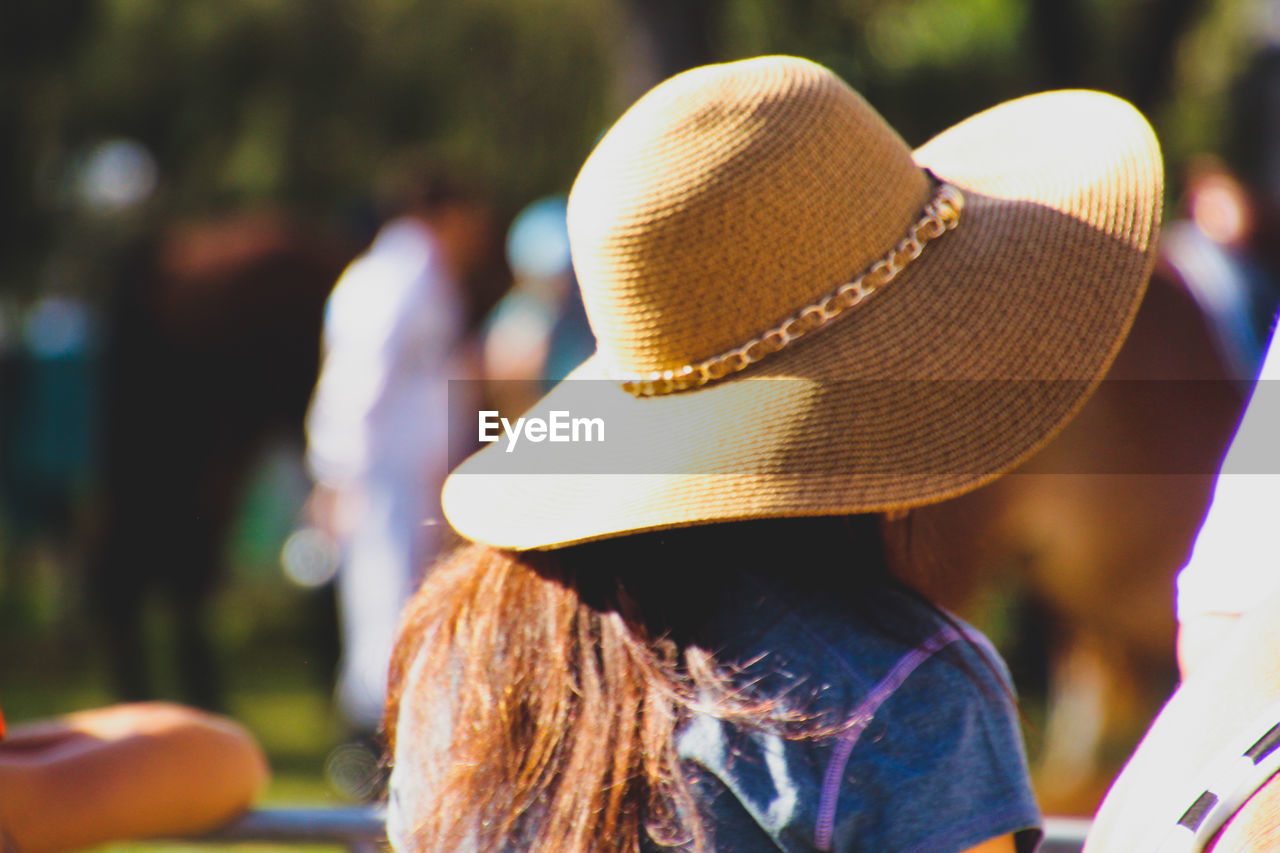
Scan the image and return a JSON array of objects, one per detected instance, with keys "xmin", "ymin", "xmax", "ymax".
[{"xmin": 568, "ymin": 56, "xmax": 929, "ymax": 376}]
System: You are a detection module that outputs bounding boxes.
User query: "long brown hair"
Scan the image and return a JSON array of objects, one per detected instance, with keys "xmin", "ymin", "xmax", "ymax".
[{"xmin": 385, "ymin": 515, "xmax": 928, "ymax": 852}]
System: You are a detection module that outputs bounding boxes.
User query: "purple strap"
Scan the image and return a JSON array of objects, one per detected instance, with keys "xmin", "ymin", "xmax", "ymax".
[{"xmin": 813, "ymin": 625, "xmax": 963, "ymax": 851}]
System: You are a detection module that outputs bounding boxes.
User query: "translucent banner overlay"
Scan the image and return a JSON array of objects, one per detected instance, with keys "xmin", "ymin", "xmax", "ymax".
[{"xmin": 447, "ymin": 379, "xmax": 1279, "ymax": 475}]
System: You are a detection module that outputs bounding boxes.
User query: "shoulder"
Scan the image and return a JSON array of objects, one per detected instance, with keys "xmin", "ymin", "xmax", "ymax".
[
  {"xmin": 702, "ymin": 574, "xmax": 1000, "ymax": 711},
  {"xmin": 678, "ymin": 582, "xmax": 1040, "ymax": 852},
  {"xmin": 822, "ymin": 633, "xmax": 1037, "ymax": 852}
]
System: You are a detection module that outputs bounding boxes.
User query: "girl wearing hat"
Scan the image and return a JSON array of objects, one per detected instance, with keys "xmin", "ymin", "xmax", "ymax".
[{"xmin": 385, "ymin": 56, "xmax": 1163, "ymax": 852}]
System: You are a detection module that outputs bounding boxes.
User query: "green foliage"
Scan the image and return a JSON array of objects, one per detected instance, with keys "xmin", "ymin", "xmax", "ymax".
[
  {"xmin": 0, "ymin": 0, "xmax": 623, "ymax": 293},
  {"xmin": 719, "ymin": 0, "xmax": 1039, "ymax": 144},
  {"xmin": 1159, "ymin": 0, "xmax": 1258, "ymax": 172},
  {"xmin": 0, "ymin": 0, "xmax": 1264, "ymax": 295}
]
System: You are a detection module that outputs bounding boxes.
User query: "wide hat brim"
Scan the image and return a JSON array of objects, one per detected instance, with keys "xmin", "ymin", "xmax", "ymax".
[{"xmin": 444, "ymin": 87, "xmax": 1163, "ymax": 550}]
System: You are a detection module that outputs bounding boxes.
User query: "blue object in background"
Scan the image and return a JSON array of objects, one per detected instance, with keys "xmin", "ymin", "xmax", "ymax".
[{"xmin": 1, "ymin": 296, "xmax": 99, "ymax": 535}]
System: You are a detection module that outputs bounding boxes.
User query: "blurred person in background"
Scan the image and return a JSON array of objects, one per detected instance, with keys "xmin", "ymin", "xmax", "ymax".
[
  {"xmin": 304, "ymin": 163, "xmax": 492, "ymax": 760},
  {"xmin": 1159, "ymin": 44, "xmax": 1280, "ymax": 385},
  {"xmin": 0, "ymin": 701, "xmax": 268, "ymax": 852},
  {"xmin": 481, "ymin": 195, "xmax": 594, "ymax": 416},
  {"xmin": 1085, "ymin": 325, "xmax": 1280, "ymax": 852},
  {"xmin": 0, "ymin": 289, "xmax": 97, "ymax": 584},
  {"xmin": 86, "ymin": 211, "xmax": 349, "ymax": 712}
]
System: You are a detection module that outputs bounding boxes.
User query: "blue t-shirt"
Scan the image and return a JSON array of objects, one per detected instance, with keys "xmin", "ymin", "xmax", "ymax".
[
  {"xmin": 662, "ymin": 572, "xmax": 1041, "ymax": 853},
  {"xmin": 388, "ymin": 572, "xmax": 1041, "ymax": 853}
]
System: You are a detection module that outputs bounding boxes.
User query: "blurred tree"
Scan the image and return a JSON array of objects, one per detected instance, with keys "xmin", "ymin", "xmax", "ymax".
[
  {"xmin": 622, "ymin": 0, "xmax": 721, "ymax": 85},
  {"xmin": 0, "ymin": 0, "xmax": 97, "ymax": 291},
  {"xmin": 0, "ymin": 0, "xmax": 1264, "ymax": 300},
  {"xmin": 0, "ymin": 0, "xmax": 623, "ymax": 297}
]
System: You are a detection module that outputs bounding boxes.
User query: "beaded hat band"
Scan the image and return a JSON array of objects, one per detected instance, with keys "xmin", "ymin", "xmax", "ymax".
[{"xmin": 615, "ymin": 182, "xmax": 964, "ymax": 397}]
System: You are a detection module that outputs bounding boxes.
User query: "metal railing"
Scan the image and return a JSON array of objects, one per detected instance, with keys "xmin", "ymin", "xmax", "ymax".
[
  {"xmin": 184, "ymin": 808, "xmax": 1090, "ymax": 852},
  {"xmin": 198, "ymin": 807, "xmax": 386, "ymax": 852},
  {"xmin": 1042, "ymin": 816, "xmax": 1092, "ymax": 853}
]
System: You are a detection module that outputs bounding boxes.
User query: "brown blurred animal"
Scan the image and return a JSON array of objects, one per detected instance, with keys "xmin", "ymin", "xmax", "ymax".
[
  {"xmin": 86, "ymin": 211, "xmax": 355, "ymax": 710},
  {"xmin": 895, "ymin": 257, "xmax": 1251, "ymax": 814}
]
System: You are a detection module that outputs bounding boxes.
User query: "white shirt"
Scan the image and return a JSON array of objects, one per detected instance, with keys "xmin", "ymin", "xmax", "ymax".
[
  {"xmin": 1176, "ymin": 329, "xmax": 1280, "ymax": 622},
  {"xmin": 306, "ymin": 217, "xmax": 467, "ymax": 487}
]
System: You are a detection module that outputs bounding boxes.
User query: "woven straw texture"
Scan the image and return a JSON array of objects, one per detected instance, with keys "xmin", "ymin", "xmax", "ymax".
[{"xmin": 443, "ymin": 56, "xmax": 1163, "ymax": 550}]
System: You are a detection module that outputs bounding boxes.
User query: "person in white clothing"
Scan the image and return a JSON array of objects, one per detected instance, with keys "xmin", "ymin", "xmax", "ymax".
[
  {"xmin": 1175, "ymin": 334, "xmax": 1280, "ymax": 678},
  {"xmin": 1087, "ymin": 324, "xmax": 1280, "ymax": 852},
  {"xmin": 306, "ymin": 170, "xmax": 490, "ymax": 739}
]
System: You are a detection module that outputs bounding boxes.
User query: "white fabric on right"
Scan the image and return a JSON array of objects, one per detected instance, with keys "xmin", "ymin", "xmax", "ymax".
[{"xmin": 1176, "ymin": 329, "xmax": 1280, "ymax": 623}]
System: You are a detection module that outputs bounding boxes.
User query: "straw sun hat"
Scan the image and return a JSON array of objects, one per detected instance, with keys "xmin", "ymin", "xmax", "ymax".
[{"xmin": 443, "ymin": 55, "xmax": 1163, "ymax": 550}]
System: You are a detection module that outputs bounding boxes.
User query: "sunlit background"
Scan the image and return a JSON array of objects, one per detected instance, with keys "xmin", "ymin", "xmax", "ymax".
[{"xmin": 1, "ymin": 0, "xmax": 1275, "ymax": 845}]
